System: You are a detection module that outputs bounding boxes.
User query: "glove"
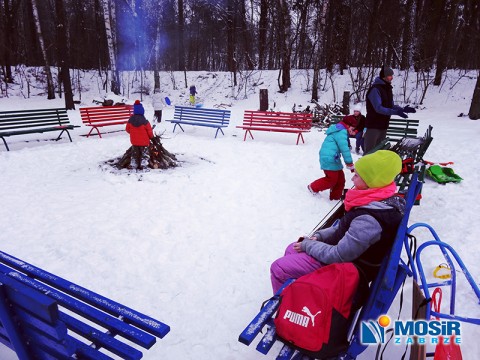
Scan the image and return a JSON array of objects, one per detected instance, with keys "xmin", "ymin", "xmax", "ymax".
[
  {"xmin": 395, "ymin": 109, "xmax": 408, "ymax": 119},
  {"xmin": 403, "ymin": 105, "xmax": 416, "ymax": 113},
  {"xmin": 346, "ymin": 163, "xmax": 355, "ymax": 172}
]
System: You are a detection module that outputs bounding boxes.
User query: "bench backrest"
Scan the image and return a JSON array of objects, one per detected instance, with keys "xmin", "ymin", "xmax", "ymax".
[
  {"xmin": 80, "ymin": 105, "xmax": 133, "ymax": 124},
  {"xmin": 387, "ymin": 118, "xmax": 419, "ymax": 141},
  {"xmin": 0, "ymin": 250, "xmax": 169, "ymax": 359},
  {"xmin": 173, "ymin": 106, "xmax": 231, "ymax": 126},
  {"xmin": 242, "ymin": 110, "xmax": 312, "ymax": 130},
  {"xmin": 0, "ymin": 108, "xmax": 70, "ymax": 131}
]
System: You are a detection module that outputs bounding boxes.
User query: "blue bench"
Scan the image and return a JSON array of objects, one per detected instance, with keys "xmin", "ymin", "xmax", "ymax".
[
  {"xmin": 238, "ymin": 173, "xmax": 423, "ymax": 359},
  {"xmin": 166, "ymin": 106, "xmax": 231, "ymax": 138},
  {"xmin": 0, "ymin": 251, "xmax": 170, "ymax": 359}
]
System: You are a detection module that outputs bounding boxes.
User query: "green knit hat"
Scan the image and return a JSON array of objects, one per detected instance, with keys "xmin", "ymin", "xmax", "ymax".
[{"xmin": 355, "ymin": 150, "xmax": 402, "ymax": 188}]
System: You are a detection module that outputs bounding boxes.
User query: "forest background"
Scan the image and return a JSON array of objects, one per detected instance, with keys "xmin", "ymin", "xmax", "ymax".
[{"xmin": 1, "ymin": 0, "xmax": 479, "ymax": 117}]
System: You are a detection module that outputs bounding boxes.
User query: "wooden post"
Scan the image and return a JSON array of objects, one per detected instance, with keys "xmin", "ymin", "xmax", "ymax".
[
  {"xmin": 260, "ymin": 89, "xmax": 269, "ymax": 111},
  {"xmin": 343, "ymin": 91, "xmax": 350, "ymax": 115},
  {"xmin": 410, "ymin": 281, "xmax": 427, "ymax": 360}
]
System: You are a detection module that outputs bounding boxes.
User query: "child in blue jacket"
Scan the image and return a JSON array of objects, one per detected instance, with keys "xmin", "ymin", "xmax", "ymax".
[{"xmin": 308, "ymin": 117, "xmax": 356, "ymax": 200}]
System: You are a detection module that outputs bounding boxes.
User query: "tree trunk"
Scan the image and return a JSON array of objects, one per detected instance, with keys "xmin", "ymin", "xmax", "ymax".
[
  {"xmin": 469, "ymin": 74, "xmax": 480, "ymax": 120},
  {"xmin": 401, "ymin": 0, "xmax": 416, "ymax": 70},
  {"xmin": 434, "ymin": 0, "xmax": 455, "ymax": 86},
  {"xmin": 2, "ymin": 0, "xmax": 18, "ymax": 84},
  {"xmin": 226, "ymin": 0, "xmax": 237, "ymax": 86},
  {"xmin": 278, "ymin": 0, "xmax": 291, "ymax": 92},
  {"xmin": 55, "ymin": 0, "xmax": 74, "ymax": 110},
  {"xmin": 101, "ymin": 0, "xmax": 120, "ymax": 94},
  {"xmin": 153, "ymin": 4, "xmax": 161, "ymax": 91},
  {"xmin": 30, "ymin": 0, "xmax": 55, "ymax": 99},
  {"xmin": 178, "ymin": 0, "xmax": 185, "ymax": 72},
  {"xmin": 258, "ymin": 0, "xmax": 268, "ymax": 69}
]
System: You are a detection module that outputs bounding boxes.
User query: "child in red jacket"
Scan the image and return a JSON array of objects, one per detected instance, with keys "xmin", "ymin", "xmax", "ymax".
[{"xmin": 126, "ymin": 100, "xmax": 154, "ymax": 170}]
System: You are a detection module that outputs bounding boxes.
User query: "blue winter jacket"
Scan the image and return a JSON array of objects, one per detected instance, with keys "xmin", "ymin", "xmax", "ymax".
[
  {"xmin": 319, "ymin": 123, "xmax": 353, "ymax": 171},
  {"xmin": 366, "ymin": 77, "xmax": 404, "ymax": 127}
]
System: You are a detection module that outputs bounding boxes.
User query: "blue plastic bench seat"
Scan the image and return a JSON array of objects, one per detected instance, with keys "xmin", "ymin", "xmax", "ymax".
[
  {"xmin": 0, "ymin": 251, "xmax": 170, "ymax": 359},
  {"xmin": 166, "ymin": 106, "xmax": 231, "ymax": 138}
]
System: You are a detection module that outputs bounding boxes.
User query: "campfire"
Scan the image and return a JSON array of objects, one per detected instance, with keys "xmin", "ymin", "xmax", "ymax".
[{"xmin": 104, "ymin": 134, "xmax": 179, "ymax": 171}]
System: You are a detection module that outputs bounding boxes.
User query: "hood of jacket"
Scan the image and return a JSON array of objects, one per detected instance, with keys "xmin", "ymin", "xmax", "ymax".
[
  {"xmin": 128, "ymin": 114, "xmax": 149, "ymax": 127},
  {"xmin": 372, "ymin": 76, "xmax": 390, "ymax": 87},
  {"xmin": 325, "ymin": 122, "xmax": 347, "ymax": 135}
]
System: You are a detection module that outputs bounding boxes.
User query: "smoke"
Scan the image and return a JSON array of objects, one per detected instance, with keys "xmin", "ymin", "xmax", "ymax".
[{"xmin": 115, "ymin": 1, "xmax": 171, "ymax": 71}]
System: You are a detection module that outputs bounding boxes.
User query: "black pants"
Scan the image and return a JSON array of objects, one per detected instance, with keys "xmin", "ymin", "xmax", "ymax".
[
  {"xmin": 154, "ymin": 110, "xmax": 163, "ymax": 123},
  {"xmin": 131, "ymin": 146, "xmax": 149, "ymax": 169},
  {"xmin": 364, "ymin": 128, "xmax": 387, "ymax": 153}
]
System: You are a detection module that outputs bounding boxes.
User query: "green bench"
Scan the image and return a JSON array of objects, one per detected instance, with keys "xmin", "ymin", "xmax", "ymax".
[
  {"xmin": 329, "ymin": 115, "xmax": 419, "ymax": 143},
  {"xmin": 0, "ymin": 108, "xmax": 78, "ymax": 151}
]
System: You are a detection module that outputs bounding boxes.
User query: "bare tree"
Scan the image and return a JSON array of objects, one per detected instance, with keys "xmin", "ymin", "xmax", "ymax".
[
  {"xmin": 311, "ymin": 0, "xmax": 328, "ymax": 101},
  {"xmin": 1, "ymin": 0, "xmax": 21, "ymax": 84},
  {"xmin": 54, "ymin": 0, "xmax": 74, "ymax": 109},
  {"xmin": 227, "ymin": 0, "xmax": 237, "ymax": 86},
  {"xmin": 469, "ymin": 73, "xmax": 480, "ymax": 120},
  {"xmin": 30, "ymin": 0, "xmax": 55, "ymax": 99},
  {"xmin": 400, "ymin": 0, "xmax": 416, "ymax": 70},
  {"xmin": 258, "ymin": 0, "xmax": 268, "ymax": 69},
  {"xmin": 101, "ymin": 0, "xmax": 120, "ymax": 94},
  {"xmin": 277, "ymin": 0, "xmax": 291, "ymax": 92}
]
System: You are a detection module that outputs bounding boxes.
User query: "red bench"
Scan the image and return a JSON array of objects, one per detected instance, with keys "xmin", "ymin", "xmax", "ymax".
[
  {"xmin": 237, "ymin": 110, "xmax": 312, "ymax": 145},
  {"xmin": 80, "ymin": 105, "xmax": 133, "ymax": 138}
]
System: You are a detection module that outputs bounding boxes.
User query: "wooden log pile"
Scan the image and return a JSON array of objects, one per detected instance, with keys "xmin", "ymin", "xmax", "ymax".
[{"xmin": 106, "ymin": 135, "xmax": 178, "ymax": 170}]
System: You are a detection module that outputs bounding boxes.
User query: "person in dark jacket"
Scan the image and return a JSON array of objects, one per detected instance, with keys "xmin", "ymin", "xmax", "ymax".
[
  {"xmin": 364, "ymin": 66, "xmax": 416, "ymax": 153},
  {"xmin": 126, "ymin": 100, "xmax": 154, "ymax": 170},
  {"xmin": 271, "ymin": 150, "xmax": 405, "ymax": 293}
]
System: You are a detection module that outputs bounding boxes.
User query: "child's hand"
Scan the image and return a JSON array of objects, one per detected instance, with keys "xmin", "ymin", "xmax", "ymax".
[{"xmin": 293, "ymin": 242, "xmax": 303, "ymax": 253}]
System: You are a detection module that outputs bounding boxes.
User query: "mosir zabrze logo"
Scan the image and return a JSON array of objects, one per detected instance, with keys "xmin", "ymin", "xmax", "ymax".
[{"xmin": 361, "ymin": 315, "xmax": 462, "ymax": 345}]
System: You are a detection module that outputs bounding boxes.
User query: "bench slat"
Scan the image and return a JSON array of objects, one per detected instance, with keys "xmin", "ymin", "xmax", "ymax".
[
  {"xmin": 59, "ymin": 312, "xmax": 143, "ymax": 360},
  {"xmin": 0, "ymin": 273, "xmax": 58, "ymax": 323},
  {"xmin": 71, "ymin": 336, "xmax": 115, "ymax": 360},
  {"xmin": 255, "ymin": 321, "xmax": 277, "ymax": 354},
  {"xmin": 21, "ymin": 324, "xmax": 76, "ymax": 358},
  {"xmin": 0, "ymin": 251, "xmax": 170, "ymax": 339},
  {"xmin": 14, "ymin": 306, "xmax": 67, "ymax": 341},
  {"xmin": 0, "ymin": 110, "xmax": 68, "ymax": 124}
]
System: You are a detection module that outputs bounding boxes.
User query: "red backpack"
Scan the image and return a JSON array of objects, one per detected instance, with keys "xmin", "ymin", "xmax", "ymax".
[{"xmin": 274, "ymin": 263, "xmax": 360, "ymax": 358}]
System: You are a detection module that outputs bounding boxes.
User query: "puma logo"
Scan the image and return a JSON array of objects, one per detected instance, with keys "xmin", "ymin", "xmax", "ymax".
[
  {"xmin": 283, "ymin": 306, "xmax": 322, "ymax": 328},
  {"xmin": 302, "ymin": 306, "xmax": 322, "ymax": 327}
]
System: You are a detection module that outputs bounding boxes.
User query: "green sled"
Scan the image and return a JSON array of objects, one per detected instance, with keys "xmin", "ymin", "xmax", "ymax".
[{"xmin": 426, "ymin": 165, "xmax": 463, "ymax": 184}]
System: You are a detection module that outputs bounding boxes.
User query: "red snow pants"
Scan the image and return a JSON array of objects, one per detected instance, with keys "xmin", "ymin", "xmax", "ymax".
[{"xmin": 309, "ymin": 170, "xmax": 345, "ymax": 200}]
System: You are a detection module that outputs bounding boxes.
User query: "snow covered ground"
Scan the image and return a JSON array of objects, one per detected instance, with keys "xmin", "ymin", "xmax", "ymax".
[{"xmin": 0, "ymin": 69, "xmax": 479, "ymax": 359}]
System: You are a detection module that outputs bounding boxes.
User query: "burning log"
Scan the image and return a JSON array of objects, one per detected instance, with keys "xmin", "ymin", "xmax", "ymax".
[{"xmin": 112, "ymin": 134, "xmax": 178, "ymax": 170}]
